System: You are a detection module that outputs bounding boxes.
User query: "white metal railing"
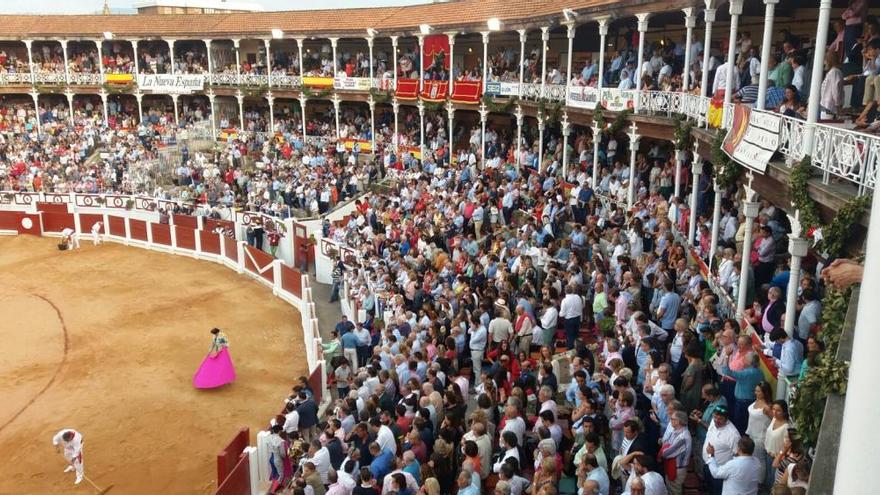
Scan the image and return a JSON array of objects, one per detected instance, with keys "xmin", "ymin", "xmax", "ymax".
[
  {"xmin": 271, "ymin": 74, "xmax": 301, "ymax": 89},
  {"xmin": 239, "ymin": 74, "xmax": 268, "ymax": 86},
  {"xmin": 521, "ymin": 83, "xmax": 542, "ymax": 100},
  {"xmin": 68, "ymin": 73, "xmax": 102, "ymax": 86},
  {"xmin": 0, "ymin": 72, "xmax": 32, "ymax": 85},
  {"xmin": 34, "ymin": 72, "xmax": 66, "ymax": 84},
  {"xmin": 208, "ymin": 73, "xmax": 239, "ymax": 86},
  {"xmin": 543, "ymin": 84, "xmax": 566, "ymax": 102}
]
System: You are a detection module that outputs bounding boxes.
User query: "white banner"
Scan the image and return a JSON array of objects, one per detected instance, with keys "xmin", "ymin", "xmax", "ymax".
[
  {"xmin": 333, "ymin": 76, "xmax": 372, "ymax": 91},
  {"xmin": 601, "ymin": 89, "xmax": 636, "ymax": 112},
  {"xmin": 137, "ymin": 74, "xmax": 205, "ymax": 94},
  {"xmin": 567, "ymin": 85, "xmax": 600, "ymax": 109},
  {"xmin": 485, "ymin": 81, "xmax": 521, "ymax": 96}
]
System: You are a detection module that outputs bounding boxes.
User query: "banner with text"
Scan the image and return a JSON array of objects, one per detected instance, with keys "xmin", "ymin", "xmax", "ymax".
[
  {"xmin": 333, "ymin": 76, "xmax": 372, "ymax": 91},
  {"xmin": 137, "ymin": 74, "xmax": 204, "ymax": 94},
  {"xmin": 567, "ymin": 85, "xmax": 600, "ymax": 110},
  {"xmin": 302, "ymin": 76, "xmax": 334, "ymax": 89},
  {"xmin": 484, "ymin": 81, "xmax": 521, "ymax": 97},
  {"xmin": 600, "ymin": 89, "xmax": 635, "ymax": 112},
  {"xmin": 420, "ymin": 80, "xmax": 449, "ymax": 102},
  {"xmin": 722, "ymin": 104, "xmax": 781, "ymax": 174}
]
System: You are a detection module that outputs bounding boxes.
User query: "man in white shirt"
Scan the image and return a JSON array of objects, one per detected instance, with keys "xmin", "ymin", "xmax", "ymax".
[
  {"xmin": 560, "ymin": 285, "xmax": 584, "ymax": 349},
  {"xmin": 307, "ymin": 438, "xmax": 332, "ymax": 484},
  {"xmin": 623, "ymin": 454, "xmax": 667, "ymax": 495},
  {"xmin": 53, "ymin": 428, "xmax": 84, "ymax": 485},
  {"xmin": 61, "ymin": 227, "xmax": 80, "ymax": 250},
  {"xmin": 712, "ymin": 58, "xmax": 741, "ymax": 95},
  {"xmin": 702, "ymin": 407, "xmax": 741, "ymax": 495},
  {"xmin": 91, "ymin": 221, "xmax": 103, "ymax": 245},
  {"xmin": 371, "ymin": 417, "xmax": 397, "ymax": 455},
  {"xmin": 707, "ymin": 437, "xmax": 762, "ymax": 495},
  {"xmin": 718, "ymin": 248, "xmax": 736, "ymax": 292}
]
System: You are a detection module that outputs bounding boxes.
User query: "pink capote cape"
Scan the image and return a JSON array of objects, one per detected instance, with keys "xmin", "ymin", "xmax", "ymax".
[{"xmin": 193, "ymin": 347, "xmax": 236, "ymax": 388}]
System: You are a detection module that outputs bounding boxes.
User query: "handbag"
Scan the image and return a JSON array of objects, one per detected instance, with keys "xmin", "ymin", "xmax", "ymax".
[{"xmin": 658, "ymin": 444, "xmax": 677, "ymax": 481}]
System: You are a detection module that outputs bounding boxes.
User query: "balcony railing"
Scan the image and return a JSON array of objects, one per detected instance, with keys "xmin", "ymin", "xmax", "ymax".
[
  {"xmin": 208, "ymin": 73, "xmax": 239, "ymax": 86},
  {"xmin": 271, "ymin": 74, "xmax": 302, "ymax": 89},
  {"xmin": 240, "ymin": 74, "xmax": 268, "ymax": 86},
  {"xmin": 34, "ymin": 72, "xmax": 67, "ymax": 85},
  {"xmin": 68, "ymin": 72, "xmax": 102, "ymax": 86},
  {"xmin": 0, "ymin": 73, "xmax": 32, "ymax": 85}
]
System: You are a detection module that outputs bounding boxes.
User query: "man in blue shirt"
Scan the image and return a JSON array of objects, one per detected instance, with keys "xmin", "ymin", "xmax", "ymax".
[
  {"xmin": 656, "ymin": 279, "xmax": 681, "ymax": 335},
  {"xmin": 723, "ymin": 353, "xmax": 765, "ymax": 433},
  {"xmin": 368, "ymin": 442, "xmax": 394, "ymax": 481}
]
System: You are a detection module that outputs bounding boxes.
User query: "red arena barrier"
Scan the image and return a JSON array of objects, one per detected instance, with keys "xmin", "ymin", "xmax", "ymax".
[
  {"xmin": 129, "ymin": 219, "xmax": 148, "ymax": 241},
  {"xmin": 173, "ymin": 214, "xmax": 198, "ymax": 230},
  {"xmin": 200, "ymin": 230, "xmax": 221, "ymax": 255},
  {"xmin": 212, "ymin": 455, "xmax": 250, "ymax": 495},
  {"xmin": 40, "ymin": 211, "xmax": 74, "ymax": 233},
  {"xmin": 175, "ymin": 226, "xmax": 196, "ymax": 251},
  {"xmin": 151, "ymin": 223, "xmax": 172, "ymax": 246},
  {"xmin": 205, "ymin": 218, "xmax": 234, "ymax": 234},
  {"xmin": 108, "ymin": 216, "xmax": 126, "ymax": 237},
  {"xmin": 216, "ymin": 428, "xmax": 249, "ymax": 486},
  {"xmin": 244, "ymin": 245, "xmax": 274, "ymax": 284},
  {"xmin": 79, "ymin": 213, "xmax": 104, "ymax": 233},
  {"xmin": 224, "ymin": 236, "xmax": 238, "ymax": 263},
  {"xmin": 280, "ymin": 265, "xmax": 303, "ymax": 298},
  {"xmin": 36, "ymin": 202, "xmax": 69, "ymax": 213}
]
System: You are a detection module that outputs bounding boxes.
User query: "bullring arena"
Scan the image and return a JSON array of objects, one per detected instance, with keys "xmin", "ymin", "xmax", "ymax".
[{"xmin": 0, "ymin": 200, "xmax": 319, "ymax": 495}]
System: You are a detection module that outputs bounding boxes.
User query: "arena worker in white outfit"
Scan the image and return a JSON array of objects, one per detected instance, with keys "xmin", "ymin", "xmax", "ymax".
[
  {"xmin": 91, "ymin": 221, "xmax": 103, "ymax": 245},
  {"xmin": 53, "ymin": 428, "xmax": 84, "ymax": 485},
  {"xmin": 61, "ymin": 227, "xmax": 80, "ymax": 249}
]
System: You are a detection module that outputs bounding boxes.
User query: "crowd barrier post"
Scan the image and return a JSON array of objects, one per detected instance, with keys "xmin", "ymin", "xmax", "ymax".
[
  {"xmin": 194, "ymin": 228, "xmax": 203, "ymax": 258},
  {"xmin": 245, "ymin": 446, "xmax": 260, "ymax": 495},
  {"xmin": 170, "ymin": 224, "xmax": 178, "ymax": 255},
  {"xmin": 219, "ymin": 232, "xmax": 227, "ymax": 258},
  {"xmin": 146, "ymin": 219, "xmax": 154, "ymax": 247},
  {"xmin": 236, "ymin": 241, "xmax": 246, "ymax": 274},
  {"xmin": 123, "ymin": 216, "xmax": 132, "ymax": 246},
  {"xmin": 72, "ymin": 206, "xmax": 82, "ymax": 234},
  {"xmin": 271, "ymin": 259, "xmax": 283, "ymax": 296},
  {"xmin": 197, "ymin": 215, "xmax": 205, "ymax": 231}
]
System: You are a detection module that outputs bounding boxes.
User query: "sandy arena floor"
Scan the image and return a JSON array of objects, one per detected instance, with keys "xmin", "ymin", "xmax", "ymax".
[{"xmin": 0, "ymin": 235, "xmax": 306, "ymax": 495}]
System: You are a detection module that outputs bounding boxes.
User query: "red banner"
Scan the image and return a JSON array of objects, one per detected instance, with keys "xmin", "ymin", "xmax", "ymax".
[
  {"xmin": 423, "ymin": 34, "xmax": 450, "ymax": 70},
  {"xmin": 420, "ymin": 80, "xmax": 449, "ymax": 102},
  {"xmin": 395, "ymin": 78, "xmax": 419, "ymax": 99},
  {"xmin": 450, "ymin": 80, "xmax": 482, "ymax": 104}
]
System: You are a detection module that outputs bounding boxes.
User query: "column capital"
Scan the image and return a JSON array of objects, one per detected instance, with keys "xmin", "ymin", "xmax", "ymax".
[
  {"xmin": 713, "ymin": 178, "xmax": 721, "ymax": 192},
  {"xmin": 417, "ymin": 35, "xmax": 425, "ymax": 46},
  {"xmin": 166, "ymin": 38, "xmax": 177, "ymax": 45},
  {"xmin": 232, "ymin": 38, "xmax": 240, "ymax": 47},
  {"xmin": 204, "ymin": 38, "xmax": 213, "ymax": 45},
  {"xmin": 135, "ymin": 91, "xmax": 144, "ymax": 101},
  {"xmin": 267, "ymin": 93, "xmax": 275, "ymax": 104},
  {"xmin": 479, "ymin": 104, "xmax": 488, "ymax": 121},
  {"xmin": 446, "ymin": 32, "xmax": 457, "ymax": 44},
  {"xmin": 728, "ymin": 0, "xmax": 744, "ymax": 16},
  {"xmin": 29, "ymin": 91, "xmax": 39, "ymax": 101},
  {"xmin": 692, "ymin": 159, "xmax": 703, "ymax": 175},
  {"xmin": 540, "ymin": 26, "xmax": 550, "ymax": 41},
  {"xmin": 763, "ymin": 0, "xmax": 780, "ymax": 4},
  {"xmin": 517, "ymin": 29, "xmax": 527, "ymax": 43},
  {"xmin": 742, "ymin": 201, "xmax": 760, "ymax": 218},
  {"xmin": 263, "ymin": 38, "xmax": 271, "ymax": 47},
  {"xmin": 367, "ymin": 36, "xmax": 374, "ymax": 47},
  {"xmin": 171, "ymin": 93, "xmax": 179, "ymax": 101},
  {"xmin": 417, "ymin": 99, "xmax": 424, "ymax": 113},
  {"xmin": 59, "ymin": 39, "xmax": 69, "ymax": 48},
  {"xmin": 390, "ymin": 35, "xmax": 399, "ymax": 46},
  {"xmin": 367, "ymin": 95, "xmax": 375, "ymax": 109},
  {"xmin": 564, "ymin": 21, "xmax": 576, "ymax": 39},
  {"xmin": 635, "ymin": 13, "xmax": 650, "ymax": 32},
  {"xmin": 481, "ymin": 31, "xmax": 490, "ymax": 44},
  {"xmin": 329, "ymin": 37, "xmax": 338, "ymax": 47},
  {"xmin": 64, "ymin": 91, "xmax": 74, "ymax": 101},
  {"xmin": 391, "ymin": 97, "xmax": 399, "ymax": 111},
  {"xmin": 446, "ymin": 100, "xmax": 455, "ymax": 114},
  {"xmin": 704, "ymin": 8, "xmax": 717, "ymax": 22},
  {"xmin": 561, "ymin": 112, "xmax": 571, "ymax": 135},
  {"xmin": 683, "ymin": 8, "xmax": 697, "ymax": 28},
  {"xmin": 596, "ymin": 16, "xmax": 610, "ymax": 36},
  {"xmin": 22, "ymin": 39, "xmax": 33, "ymax": 47},
  {"xmin": 331, "ymin": 93, "xmax": 341, "ymax": 107},
  {"xmin": 788, "ymin": 237, "xmax": 810, "ymax": 258}
]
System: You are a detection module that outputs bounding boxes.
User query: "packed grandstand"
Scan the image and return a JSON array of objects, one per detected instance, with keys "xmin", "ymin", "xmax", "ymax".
[{"xmin": 1, "ymin": 0, "xmax": 879, "ymax": 494}]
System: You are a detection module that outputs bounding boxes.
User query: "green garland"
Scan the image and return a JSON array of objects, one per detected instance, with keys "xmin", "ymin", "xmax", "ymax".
[
  {"xmin": 711, "ymin": 130, "xmax": 741, "ymax": 189},
  {"xmin": 537, "ymin": 98, "xmax": 563, "ymax": 126},
  {"xmin": 242, "ymin": 84, "xmax": 269, "ymax": 98},
  {"xmin": 672, "ymin": 115, "xmax": 694, "ymax": 151},
  {"xmin": 101, "ymin": 82, "xmax": 136, "ymax": 94},
  {"xmin": 592, "ymin": 107, "xmax": 605, "ymax": 130},
  {"xmin": 480, "ymin": 94, "xmax": 517, "ymax": 114},
  {"xmin": 369, "ymin": 87, "xmax": 393, "ymax": 104},
  {"xmin": 606, "ymin": 109, "xmax": 631, "ymax": 136},
  {"xmin": 422, "ymin": 99, "xmax": 445, "ymax": 112},
  {"xmin": 789, "ymin": 157, "xmax": 870, "ymax": 258},
  {"xmin": 301, "ymin": 87, "xmax": 331, "ymax": 99},
  {"xmin": 790, "ymin": 287, "xmax": 852, "ymax": 447}
]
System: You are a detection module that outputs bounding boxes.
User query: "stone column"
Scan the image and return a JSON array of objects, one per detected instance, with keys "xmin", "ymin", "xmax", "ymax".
[
  {"xmin": 562, "ymin": 112, "xmax": 571, "ymax": 178},
  {"xmin": 65, "ymin": 91, "xmax": 74, "ymax": 123},
  {"xmin": 267, "ymin": 93, "xmax": 275, "ymax": 134},
  {"xmin": 700, "ymin": 5, "xmax": 716, "ymax": 99},
  {"xmin": 30, "ymin": 91, "xmax": 41, "ymax": 134},
  {"xmin": 171, "ymin": 93, "xmax": 179, "ymax": 126},
  {"xmin": 417, "ymin": 35, "xmax": 425, "ymax": 92},
  {"xmin": 330, "ymin": 38, "xmax": 338, "ymax": 78},
  {"xmin": 296, "ymin": 38, "xmax": 305, "ymax": 77},
  {"xmin": 481, "ymin": 32, "xmax": 489, "ymax": 85},
  {"xmin": 367, "ymin": 95, "xmax": 376, "ymax": 152},
  {"xmin": 447, "ymin": 100, "xmax": 455, "ymax": 158},
  {"xmin": 131, "ymin": 39, "xmax": 140, "ymax": 76},
  {"xmin": 479, "ymin": 103, "xmax": 488, "ymax": 168},
  {"xmin": 627, "ymin": 122, "xmax": 640, "ymax": 208},
  {"xmin": 783, "ymin": 211, "xmax": 809, "ymax": 336},
  {"xmin": 332, "ymin": 93, "xmax": 341, "ymax": 140},
  {"xmin": 674, "ymin": 149, "xmax": 685, "ymax": 199},
  {"xmin": 300, "ymin": 95, "xmax": 308, "ymax": 140},
  {"xmin": 736, "ymin": 186, "xmax": 760, "ymax": 317},
  {"xmin": 235, "ymin": 91, "xmax": 244, "ymax": 130},
  {"xmin": 518, "ymin": 29, "xmax": 526, "ymax": 94},
  {"xmin": 391, "ymin": 36, "xmax": 398, "ymax": 89},
  {"xmin": 834, "ymin": 182, "xmax": 880, "ymax": 492},
  {"xmin": 592, "ymin": 121, "xmax": 601, "ymax": 188},
  {"xmin": 596, "ymin": 17, "xmax": 609, "ymax": 106},
  {"xmin": 23, "ymin": 40, "xmax": 35, "ymax": 85},
  {"xmin": 60, "ymin": 40, "xmax": 70, "ymax": 85},
  {"xmin": 540, "ymin": 26, "xmax": 549, "ymax": 96},
  {"xmin": 136, "ymin": 91, "xmax": 145, "ymax": 124},
  {"xmin": 264, "ymin": 39, "xmax": 272, "ymax": 86},
  {"xmin": 367, "ymin": 36, "xmax": 374, "ymax": 81},
  {"xmin": 709, "ymin": 178, "xmax": 722, "ymax": 266},
  {"xmin": 232, "ymin": 38, "xmax": 241, "ymax": 82},
  {"xmin": 755, "ymin": 0, "xmax": 779, "ymax": 110},
  {"xmin": 722, "ymin": 0, "xmax": 744, "ymax": 114},
  {"xmin": 565, "ymin": 22, "xmax": 575, "ymax": 86},
  {"xmin": 167, "ymin": 39, "xmax": 176, "ymax": 75},
  {"xmin": 514, "ymin": 104, "xmax": 523, "ymax": 171},
  {"xmin": 417, "ymin": 99, "xmax": 425, "ymax": 154},
  {"xmin": 688, "ymin": 155, "xmax": 703, "ymax": 246},
  {"xmin": 537, "ymin": 112, "xmax": 545, "ymax": 172},
  {"xmin": 96, "ymin": 39, "xmax": 106, "ymax": 79},
  {"xmin": 634, "ymin": 13, "xmax": 650, "ymax": 112},
  {"xmin": 98, "ymin": 89, "xmax": 108, "ymax": 125},
  {"xmin": 204, "ymin": 39, "xmax": 214, "ymax": 75},
  {"xmin": 682, "ymin": 8, "xmax": 696, "ymax": 91},
  {"xmin": 447, "ymin": 32, "xmax": 456, "ymax": 94},
  {"xmin": 805, "ymin": 0, "xmax": 833, "ymax": 156}
]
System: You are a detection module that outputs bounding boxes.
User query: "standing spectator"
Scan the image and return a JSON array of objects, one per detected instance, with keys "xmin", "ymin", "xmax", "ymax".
[{"xmin": 707, "ymin": 437, "xmax": 763, "ymax": 495}]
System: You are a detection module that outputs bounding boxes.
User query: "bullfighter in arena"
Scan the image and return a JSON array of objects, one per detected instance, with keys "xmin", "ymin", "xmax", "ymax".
[
  {"xmin": 91, "ymin": 221, "xmax": 103, "ymax": 245},
  {"xmin": 193, "ymin": 327, "xmax": 236, "ymax": 388},
  {"xmin": 61, "ymin": 227, "xmax": 79, "ymax": 249},
  {"xmin": 52, "ymin": 428, "xmax": 84, "ymax": 485}
]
